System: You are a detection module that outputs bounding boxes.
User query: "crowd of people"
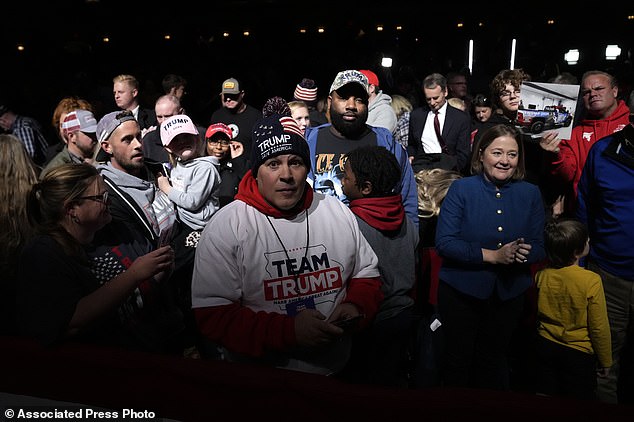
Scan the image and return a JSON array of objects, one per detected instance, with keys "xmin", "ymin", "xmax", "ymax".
[{"xmin": 1, "ymin": 64, "xmax": 633, "ymax": 406}]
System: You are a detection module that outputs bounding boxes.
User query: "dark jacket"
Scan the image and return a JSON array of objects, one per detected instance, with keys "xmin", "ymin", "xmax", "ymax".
[
  {"xmin": 216, "ymin": 155, "xmax": 250, "ymax": 208},
  {"xmin": 436, "ymin": 174, "xmax": 546, "ymax": 300},
  {"xmin": 408, "ymin": 104, "xmax": 471, "ymax": 174},
  {"xmin": 137, "ymin": 107, "xmax": 157, "ymax": 131}
]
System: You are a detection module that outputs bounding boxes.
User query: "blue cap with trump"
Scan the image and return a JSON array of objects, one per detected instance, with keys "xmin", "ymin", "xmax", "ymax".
[{"xmin": 250, "ymin": 114, "xmax": 311, "ymax": 177}]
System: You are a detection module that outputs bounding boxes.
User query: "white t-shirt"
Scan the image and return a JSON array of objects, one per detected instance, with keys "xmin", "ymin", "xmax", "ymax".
[{"xmin": 192, "ymin": 192, "xmax": 379, "ymax": 374}]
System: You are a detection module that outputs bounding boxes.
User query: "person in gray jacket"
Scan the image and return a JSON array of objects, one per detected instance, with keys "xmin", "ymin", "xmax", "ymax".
[
  {"xmin": 359, "ymin": 69, "xmax": 398, "ymax": 133},
  {"xmin": 340, "ymin": 144, "xmax": 419, "ymax": 387},
  {"xmin": 95, "ymin": 110, "xmax": 193, "ymax": 355}
]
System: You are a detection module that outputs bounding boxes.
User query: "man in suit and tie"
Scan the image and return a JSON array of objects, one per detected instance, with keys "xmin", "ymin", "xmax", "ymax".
[
  {"xmin": 94, "ymin": 74, "xmax": 159, "ymax": 164},
  {"xmin": 113, "ymin": 74, "xmax": 157, "ymax": 132},
  {"xmin": 407, "ymin": 73, "xmax": 471, "ymax": 175}
]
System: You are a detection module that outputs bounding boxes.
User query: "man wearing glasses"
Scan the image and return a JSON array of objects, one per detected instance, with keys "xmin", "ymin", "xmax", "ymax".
[
  {"xmin": 473, "ymin": 68, "xmax": 546, "ymax": 188},
  {"xmin": 210, "ymin": 77, "xmax": 261, "ymax": 153}
]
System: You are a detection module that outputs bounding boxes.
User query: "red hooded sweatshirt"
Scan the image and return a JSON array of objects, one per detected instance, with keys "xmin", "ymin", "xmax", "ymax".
[
  {"xmin": 547, "ymin": 100, "xmax": 630, "ymax": 214},
  {"xmin": 194, "ymin": 172, "xmax": 383, "ymax": 358}
]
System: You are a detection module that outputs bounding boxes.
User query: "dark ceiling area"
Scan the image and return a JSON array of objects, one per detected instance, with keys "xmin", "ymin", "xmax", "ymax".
[{"xmin": 2, "ymin": 1, "xmax": 633, "ymax": 133}]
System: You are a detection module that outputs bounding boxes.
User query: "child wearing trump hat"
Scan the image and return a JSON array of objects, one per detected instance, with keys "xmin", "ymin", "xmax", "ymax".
[
  {"xmin": 157, "ymin": 114, "xmax": 222, "ymax": 356},
  {"xmin": 157, "ymin": 114, "xmax": 221, "ymax": 234}
]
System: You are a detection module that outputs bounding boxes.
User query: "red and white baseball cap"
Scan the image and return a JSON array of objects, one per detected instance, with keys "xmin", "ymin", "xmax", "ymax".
[{"xmin": 62, "ymin": 109, "xmax": 98, "ymax": 134}]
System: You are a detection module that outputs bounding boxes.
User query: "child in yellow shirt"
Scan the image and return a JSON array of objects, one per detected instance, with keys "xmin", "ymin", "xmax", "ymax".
[{"xmin": 536, "ymin": 218, "xmax": 612, "ymax": 400}]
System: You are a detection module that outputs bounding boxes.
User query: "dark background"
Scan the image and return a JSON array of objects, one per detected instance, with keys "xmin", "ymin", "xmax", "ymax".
[{"xmin": 2, "ymin": 1, "xmax": 633, "ymax": 142}]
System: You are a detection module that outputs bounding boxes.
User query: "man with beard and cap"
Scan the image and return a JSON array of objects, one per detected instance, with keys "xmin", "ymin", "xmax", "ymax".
[
  {"xmin": 88, "ymin": 110, "xmax": 190, "ymax": 355},
  {"xmin": 96, "ymin": 110, "xmax": 176, "ymax": 242},
  {"xmin": 40, "ymin": 109, "xmax": 99, "ymax": 178},
  {"xmin": 192, "ymin": 113, "xmax": 384, "ymax": 374},
  {"xmin": 303, "ymin": 70, "xmax": 418, "ymax": 226}
]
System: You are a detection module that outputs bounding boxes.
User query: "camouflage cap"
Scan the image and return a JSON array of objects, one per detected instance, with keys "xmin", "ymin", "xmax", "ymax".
[{"xmin": 329, "ymin": 70, "xmax": 369, "ymax": 95}]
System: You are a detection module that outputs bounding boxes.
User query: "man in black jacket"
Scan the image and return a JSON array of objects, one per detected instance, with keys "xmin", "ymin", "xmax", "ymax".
[{"xmin": 407, "ymin": 73, "xmax": 471, "ymax": 175}]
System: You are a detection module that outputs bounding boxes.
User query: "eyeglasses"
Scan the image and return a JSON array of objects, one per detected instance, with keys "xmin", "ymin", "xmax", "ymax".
[
  {"xmin": 223, "ymin": 94, "xmax": 241, "ymax": 102},
  {"xmin": 207, "ymin": 139, "xmax": 231, "ymax": 147},
  {"xmin": 499, "ymin": 89, "xmax": 521, "ymax": 98},
  {"xmin": 77, "ymin": 191, "xmax": 109, "ymax": 204}
]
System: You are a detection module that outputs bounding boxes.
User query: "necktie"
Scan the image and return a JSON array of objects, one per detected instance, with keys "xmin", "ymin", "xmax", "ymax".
[{"xmin": 434, "ymin": 111, "xmax": 448, "ymax": 153}]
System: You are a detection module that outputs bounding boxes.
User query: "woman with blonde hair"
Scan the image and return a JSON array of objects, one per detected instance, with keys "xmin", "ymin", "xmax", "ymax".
[
  {"xmin": 417, "ymin": 168, "xmax": 462, "ymax": 220},
  {"xmin": 415, "ymin": 169, "xmax": 462, "ymax": 302},
  {"xmin": 447, "ymin": 97, "xmax": 467, "ymax": 112},
  {"xmin": 390, "ymin": 94, "xmax": 414, "ymax": 148},
  {"xmin": 0, "ymin": 135, "xmax": 39, "ymax": 334},
  {"xmin": 413, "ymin": 167, "xmax": 461, "ymax": 387}
]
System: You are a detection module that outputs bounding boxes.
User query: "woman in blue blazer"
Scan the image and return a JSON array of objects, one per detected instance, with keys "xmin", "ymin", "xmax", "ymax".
[{"xmin": 435, "ymin": 124, "xmax": 545, "ymax": 390}]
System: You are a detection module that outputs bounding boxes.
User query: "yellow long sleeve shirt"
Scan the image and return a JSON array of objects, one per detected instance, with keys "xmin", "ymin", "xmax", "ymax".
[{"xmin": 536, "ymin": 265, "xmax": 612, "ymax": 368}]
